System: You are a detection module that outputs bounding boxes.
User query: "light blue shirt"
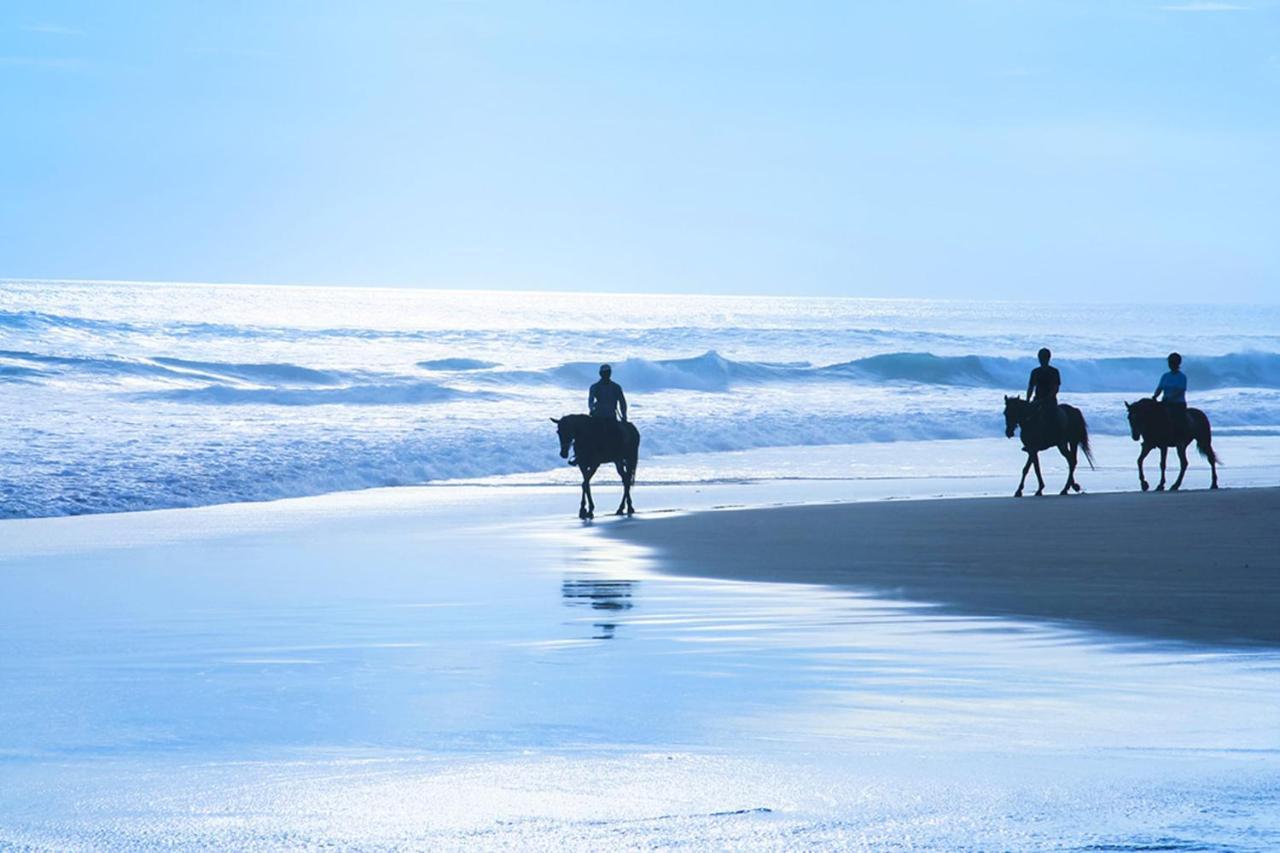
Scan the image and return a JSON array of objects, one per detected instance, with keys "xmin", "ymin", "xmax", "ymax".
[{"xmin": 1157, "ymin": 370, "xmax": 1187, "ymax": 404}]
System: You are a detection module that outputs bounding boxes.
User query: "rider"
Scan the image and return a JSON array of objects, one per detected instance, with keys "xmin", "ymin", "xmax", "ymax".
[
  {"xmin": 588, "ymin": 364, "xmax": 628, "ymax": 445},
  {"xmin": 1026, "ymin": 347, "xmax": 1061, "ymax": 443},
  {"xmin": 1152, "ymin": 352, "xmax": 1189, "ymax": 437}
]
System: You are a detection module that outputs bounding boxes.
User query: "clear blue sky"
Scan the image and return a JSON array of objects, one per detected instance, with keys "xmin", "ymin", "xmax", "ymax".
[{"xmin": 2, "ymin": 1, "xmax": 1277, "ymax": 299}]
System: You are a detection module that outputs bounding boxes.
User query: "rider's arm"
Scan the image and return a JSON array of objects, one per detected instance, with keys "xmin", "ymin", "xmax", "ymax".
[
  {"xmin": 618, "ymin": 387, "xmax": 628, "ymax": 421},
  {"xmin": 1026, "ymin": 371, "xmax": 1035, "ymax": 401},
  {"xmin": 1152, "ymin": 375, "xmax": 1164, "ymax": 401},
  {"xmin": 588, "ymin": 387, "xmax": 596, "ymax": 414}
]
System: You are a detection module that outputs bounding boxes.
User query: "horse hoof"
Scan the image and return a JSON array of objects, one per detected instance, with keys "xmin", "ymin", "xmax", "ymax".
[
  {"xmin": 1170, "ymin": 485, "xmax": 1180, "ymax": 492},
  {"xmin": 1072, "ymin": 483, "xmax": 1082, "ymax": 493},
  {"xmin": 1156, "ymin": 485, "xmax": 1165, "ymax": 492},
  {"xmin": 1059, "ymin": 489, "xmax": 1069, "ymax": 496},
  {"xmin": 614, "ymin": 509, "xmax": 625, "ymax": 516},
  {"xmin": 1035, "ymin": 489, "xmax": 1044, "ymax": 497},
  {"xmin": 1140, "ymin": 481, "xmax": 1149, "ymax": 492},
  {"xmin": 1014, "ymin": 489, "xmax": 1023, "ymax": 497},
  {"xmin": 1211, "ymin": 483, "xmax": 1219, "ymax": 490},
  {"xmin": 627, "ymin": 508, "xmax": 635, "ymax": 516}
]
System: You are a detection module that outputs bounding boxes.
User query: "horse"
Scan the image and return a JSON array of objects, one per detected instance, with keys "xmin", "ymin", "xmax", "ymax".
[
  {"xmin": 1124, "ymin": 398, "xmax": 1218, "ymax": 492},
  {"xmin": 1003, "ymin": 396, "xmax": 1095, "ymax": 497},
  {"xmin": 551, "ymin": 414, "xmax": 640, "ymax": 519}
]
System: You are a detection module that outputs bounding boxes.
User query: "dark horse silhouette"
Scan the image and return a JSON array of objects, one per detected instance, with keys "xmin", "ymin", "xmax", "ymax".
[
  {"xmin": 1125, "ymin": 398, "xmax": 1218, "ymax": 492},
  {"xmin": 551, "ymin": 415, "xmax": 639, "ymax": 519},
  {"xmin": 1003, "ymin": 397, "xmax": 1095, "ymax": 497}
]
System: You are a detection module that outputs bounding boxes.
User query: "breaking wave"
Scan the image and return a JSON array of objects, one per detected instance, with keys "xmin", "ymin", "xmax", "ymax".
[{"xmin": 473, "ymin": 350, "xmax": 1280, "ymax": 393}]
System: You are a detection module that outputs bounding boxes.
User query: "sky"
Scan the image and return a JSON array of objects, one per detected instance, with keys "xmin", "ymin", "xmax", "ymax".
[{"xmin": 1, "ymin": 1, "xmax": 1277, "ymax": 300}]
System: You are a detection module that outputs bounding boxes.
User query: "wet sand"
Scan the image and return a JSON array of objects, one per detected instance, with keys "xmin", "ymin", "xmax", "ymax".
[{"xmin": 608, "ymin": 488, "xmax": 1280, "ymax": 647}]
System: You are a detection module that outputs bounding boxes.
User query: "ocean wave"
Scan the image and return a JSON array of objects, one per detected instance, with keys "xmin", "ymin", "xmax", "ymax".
[
  {"xmin": 474, "ymin": 350, "xmax": 1280, "ymax": 394},
  {"xmin": 134, "ymin": 381, "xmax": 489, "ymax": 406},
  {"xmin": 418, "ymin": 358, "xmax": 500, "ymax": 371},
  {"xmin": 7, "ymin": 391, "xmax": 1279, "ymax": 518},
  {"xmin": 0, "ymin": 349, "xmax": 362, "ymax": 387},
  {"xmin": 151, "ymin": 357, "xmax": 342, "ymax": 385}
]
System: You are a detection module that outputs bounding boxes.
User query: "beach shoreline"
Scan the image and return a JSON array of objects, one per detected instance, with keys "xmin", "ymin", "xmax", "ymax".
[
  {"xmin": 604, "ymin": 486, "xmax": 1280, "ymax": 648},
  {"xmin": 2, "ymin": 477, "xmax": 1279, "ymax": 847}
]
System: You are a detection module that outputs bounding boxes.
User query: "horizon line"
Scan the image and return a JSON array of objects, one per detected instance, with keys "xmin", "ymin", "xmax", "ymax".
[{"xmin": 1, "ymin": 276, "xmax": 1277, "ymax": 307}]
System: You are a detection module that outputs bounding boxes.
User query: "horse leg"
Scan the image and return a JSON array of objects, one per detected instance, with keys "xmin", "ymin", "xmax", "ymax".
[
  {"xmin": 624, "ymin": 456, "xmax": 636, "ymax": 515},
  {"xmin": 1032, "ymin": 453, "xmax": 1045, "ymax": 496},
  {"xmin": 1137, "ymin": 444, "xmax": 1152, "ymax": 492},
  {"xmin": 579, "ymin": 465, "xmax": 597, "ymax": 519},
  {"xmin": 1209, "ymin": 446, "xmax": 1219, "ymax": 490},
  {"xmin": 1156, "ymin": 447, "xmax": 1168, "ymax": 491},
  {"xmin": 1171, "ymin": 444, "xmax": 1189, "ymax": 491},
  {"xmin": 613, "ymin": 460, "xmax": 628, "ymax": 515},
  {"xmin": 1016, "ymin": 453, "xmax": 1033, "ymax": 497},
  {"xmin": 586, "ymin": 465, "xmax": 598, "ymax": 517},
  {"xmin": 1059, "ymin": 443, "xmax": 1076, "ymax": 495}
]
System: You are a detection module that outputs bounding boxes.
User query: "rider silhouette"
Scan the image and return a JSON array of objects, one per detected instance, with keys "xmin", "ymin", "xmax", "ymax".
[
  {"xmin": 1026, "ymin": 347, "xmax": 1061, "ymax": 444},
  {"xmin": 589, "ymin": 364, "xmax": 627, "ymax": 421},
  {"xmin": 1152, "ymin": 352, "xmax": 1189, "ymax": 438},
  {"xmin": 589, "ymin": 364, "xmax": 627, "ymax": 447}
]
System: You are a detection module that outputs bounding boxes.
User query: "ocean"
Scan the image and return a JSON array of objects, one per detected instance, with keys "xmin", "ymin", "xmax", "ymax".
[{"xmin": 3, "ymin": 279, "xmax": 1279, "ymax": 518}]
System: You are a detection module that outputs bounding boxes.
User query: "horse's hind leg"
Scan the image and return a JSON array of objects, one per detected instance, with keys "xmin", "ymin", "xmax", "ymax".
[
  {"xmin": 1171, "ymin": 444, "xmax": 1189, "ymax": 491},
  {"xmin": 1209, "ymin": 450, "xmax": 1219, "ymax": 489},
  {"xmin": 1016, "ymin": 454, "xmax": 1033, "ymax": 497},
  {"xmin": 1137, "ymin": 444, "xmax": 1152, "ymax": 491},
  {"xmin": 624, "ymin": 457, "xmax": 636, "ymax": 515},
  {"xmin": 1059, "ymin": 443, "xmax": 1077, "ymax": 495},
  {"xmin": 1156, "ymin": 447, "xmax": 1168, "ymax": 491},
  {"xmin": 613, "ymin": 461, "xmax": 628, "ymax": 515}
]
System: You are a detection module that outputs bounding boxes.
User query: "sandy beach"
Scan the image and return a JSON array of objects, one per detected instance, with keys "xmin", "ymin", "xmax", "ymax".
[
  {"xmin": 1, "ymin": 479, "xmax": 1279, "ymax": 847},
  {"xmin": 609, "ymin": 487, "xmax": 1280, "ymax": 648}
]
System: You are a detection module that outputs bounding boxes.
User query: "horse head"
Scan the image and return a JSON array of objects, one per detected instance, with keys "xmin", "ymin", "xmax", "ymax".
[
  {"xmin": 1124, "ymin": 399, "xmax": 1151, "ymax": 442},
  {"xmin": 1002, "ymin": 395, "xmax": 1024, "ymax": 439},
  {"xmin": 551, "ymin": 417, "xmax": 574, "ymax": 461}
]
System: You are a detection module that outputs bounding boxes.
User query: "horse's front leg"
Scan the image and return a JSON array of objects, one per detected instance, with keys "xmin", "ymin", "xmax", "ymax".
[
  {"xmin": 1016, "ymin": 453, "xmax": 1033, "ymax": 497},
  {"xmin": 1170, "ymin": 444, "xmax": 1189, "ymax": 491},
  {"xmin": 579, "ymin": 464, "xmax": 598, "ymax": 519},
  {"xmin": 1137, "ymin": 444, "xmax": 1152, "ymax": 491},
  {"xmin": 1031, "ymin": 452, "xmax": 1045, "ymax": 496},
  {"xmin": 1156, "ymin": 447, "xmax": 1168, "ymax": 491}
]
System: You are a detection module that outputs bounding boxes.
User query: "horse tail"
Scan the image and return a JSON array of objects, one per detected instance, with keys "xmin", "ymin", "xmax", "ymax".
[
  {"xmin": 1075, "ymin": 407, "xmax": 1096, "ymax": 470},
  {"xmin": 1193, "ymin": 409, "xmax": 1219, "ymax": 465}
]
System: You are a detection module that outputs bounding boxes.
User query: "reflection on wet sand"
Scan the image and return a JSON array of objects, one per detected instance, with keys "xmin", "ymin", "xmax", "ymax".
[{"xmin": 562, "ymin": 576, "xmax": 636, "ymax": 639}]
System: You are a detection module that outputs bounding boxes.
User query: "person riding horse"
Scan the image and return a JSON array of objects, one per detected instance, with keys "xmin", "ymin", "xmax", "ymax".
[
  {"xmin": 588, "ymin": 363, "xmax": 628, "ymax": 453},
  {"xmin": 1025, "ymin": 347, "xmax": 1062, "ymax": 445},
  {"xmin": 1152, "ymin": 352, "xmax": 1190, "ymax": 439}
]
